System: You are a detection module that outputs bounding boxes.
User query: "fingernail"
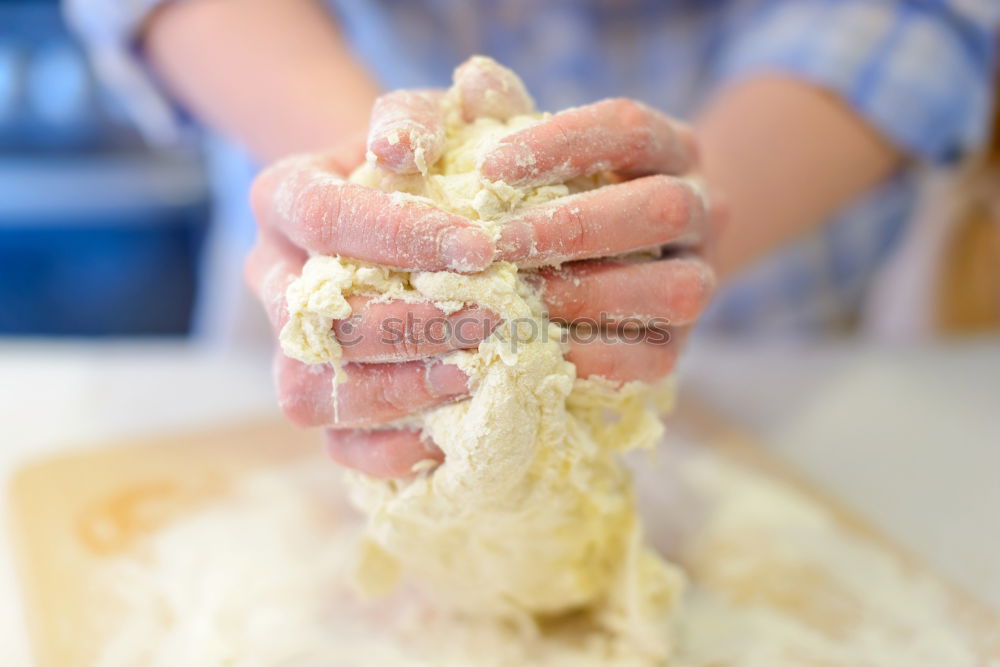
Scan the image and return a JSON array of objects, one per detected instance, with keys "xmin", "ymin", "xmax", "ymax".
[
  {"xmin": 479, "ymin": 144, "xmax": 526, "ymax": 185},
  {"xmin": 687, "ymin": 176, "xmax": 711, "ymax": 214},
  {"xmin": 425, "ymin": 362, "xmax": 470, "ymax": 398},
  {"xmin": 441, "ymin": 227, "xmax": 494, "ymax": 272}
]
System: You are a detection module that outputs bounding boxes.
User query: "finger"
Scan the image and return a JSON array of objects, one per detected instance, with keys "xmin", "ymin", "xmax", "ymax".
[
  {"xmin": 367, "ymin": 89, "xmax": 446, "ymax": 174},
  {"xmin": 480, "ymin": 98, "xmax": 697, "ymax": 187},
  {"xmin": 565, "ymin": 329, "xmax": 686, "ymax": 384},
  {"xmin": 321, "ymin": 335, "xmax": 685, "ymax": 479},
  {"xmin": 244, "ymin": 231, "xmax": 307, "ymax": 330},
  {"xmin": 452, "ymin": 55, "xmax": 534, "ymax": 122},
  {"xmin": 277, "ymin": 329, "xmax": 682, "ymax": 427},
  {"xmin": 323, "ymin": 334, "xmax": 687, "ymax": 479},
  {"xmin": 325, "ymin": 428, "xmax": 443, "ymax": 478},
  {"xmin": 250, "ymin": 154, "xmax": 494, "ymax": 272},
  {"xmin": 334, "ymin": 297, "xmax": 499, "ymax": 362},
  {"xmin": 275, "ymin": 352, "xmax": 470, "ymax": 428},
  {"xmin": 498, "ymin": 175, "xmax": 708, "ymax": 267},
  {"xmin": 533, "ymin": 257, "xmax": 715, "ymax": 328},
  {"xmin": 252, "ymin": 253, "xmax": 499, "ymax": 362}
]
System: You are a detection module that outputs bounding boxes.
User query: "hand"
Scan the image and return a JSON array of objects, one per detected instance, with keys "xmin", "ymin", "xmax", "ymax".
[{"xmin": 246, "ymin": 65, "xmax": 722, "ymax": 478}]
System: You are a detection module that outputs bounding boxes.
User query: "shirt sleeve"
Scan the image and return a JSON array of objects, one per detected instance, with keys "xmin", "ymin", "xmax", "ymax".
[
  {"xmin": 62, "ymin": 0, "xmax": 186, "ymax": 144},
  {"xmin": 714, "ymin": 0, "xmax": 999, "ymax": 163}
]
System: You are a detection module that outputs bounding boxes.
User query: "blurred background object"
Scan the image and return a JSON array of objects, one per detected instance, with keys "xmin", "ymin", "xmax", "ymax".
[
  {"xmin": 0, "ymin": 0, "xmax": 995, "ymax": 342},
  {"xmin": 861, "ymin": 70, "xmax": 1000, "ymax": 342},
  {"xmin": 0, "ymin": 0, "xmax": 209, "ymax": 336},
  {"xmin": 935, "ymin": 78, "xmax": 1000, "ymax": 334}
]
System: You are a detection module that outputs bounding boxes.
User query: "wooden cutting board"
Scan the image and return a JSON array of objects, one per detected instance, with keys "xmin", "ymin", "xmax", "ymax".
[
  {"xmin": 8, "ymin": 421, "xmax": 319, "ymax": 667},
  {"xmin": 8, "ymin": 405, "xmax": 1000, "ymax": 666}
]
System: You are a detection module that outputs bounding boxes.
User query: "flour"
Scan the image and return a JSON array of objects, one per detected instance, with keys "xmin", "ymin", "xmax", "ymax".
[
  {"xmin": 278, "ymin": 56, "xmax": 682, "ymax": 662},
  {"xmin": 85, "ymin": 55, "xmax": 992, "ymax": 667},
  {"xmin": 93, "ymin": 442, "xmax": 989, "ymax": 666},
  {"xmin": 658, "ymin": 446, "xmax": 987, "ymax": 666}
]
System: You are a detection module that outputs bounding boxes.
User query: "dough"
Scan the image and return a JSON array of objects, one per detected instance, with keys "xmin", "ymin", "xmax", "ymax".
[{"xmin": 280, "ymin": 57, "xmax": 683, "ymax": 663}]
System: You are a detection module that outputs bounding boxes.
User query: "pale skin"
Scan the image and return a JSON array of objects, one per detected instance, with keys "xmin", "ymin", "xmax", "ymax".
[{"xmin": 144, "ymin": 0, "xmax": 901, "ymax": 477}]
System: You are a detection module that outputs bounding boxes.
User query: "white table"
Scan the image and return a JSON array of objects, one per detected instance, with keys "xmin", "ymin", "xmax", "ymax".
[
  {"xmin": 2, "ymin": 337, "xmax": 998, "ymax": 665},
  {"xmin": 680, "ymin": 336, "xmax": 1000, "ymax": 612}
]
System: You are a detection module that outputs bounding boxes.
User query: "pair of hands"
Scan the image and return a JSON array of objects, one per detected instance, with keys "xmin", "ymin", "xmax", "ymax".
[{"xmin": 245, "ymin": 72, "xmax": 723, "ymax": 478}]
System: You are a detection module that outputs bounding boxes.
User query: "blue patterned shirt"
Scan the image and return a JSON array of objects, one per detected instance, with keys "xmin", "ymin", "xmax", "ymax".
[{"xmin": 65, "ymin": 0, "xmax": 999, "ymax": 335}]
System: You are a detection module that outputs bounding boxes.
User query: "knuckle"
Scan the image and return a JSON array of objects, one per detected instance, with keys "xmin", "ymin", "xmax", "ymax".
[
  {"xmin": 553, "ymin": 202, "xmax": 588, "ymax": 255},
  {"xmin": 389, "ymin": 327, "xmax": 424, "ymax": 359},
  {"xmin": 251, "ymin": 155, "xmax": 314, "ymax": 222},
  {"xmin": 606, "ymin": 97, "xmax": 634, "ymax": 113},
  {"xmin": 546, "ymin": 276, "xmax": 587, "ymax": 323},
  {"xmin": 293, "ymin": 179, "xmax": 345, "ymax": 249},
  {"xmin": 289, "ymin": 178, "xmax": 327, "ymax": 224},
  {"xmin": 369, "ymin": 381, "xmax": 410, "ymax": 417},
  {"xmin": 608, "ymin": 97, "xmax": 647, "ymax": 127}
]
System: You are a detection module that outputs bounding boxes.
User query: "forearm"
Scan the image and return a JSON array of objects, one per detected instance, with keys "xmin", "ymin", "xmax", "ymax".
[
  {"xmin": 142, "ymin": 0, "xmax": 380, "ymax": 163},
  {"xmin": 696, "ymin": 76, "xmax": 903, "ymax": 279}
]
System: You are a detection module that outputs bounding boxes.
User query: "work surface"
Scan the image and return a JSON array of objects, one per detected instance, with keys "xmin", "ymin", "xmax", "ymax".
[{"xmin": 2, "ymin": 336, "xmax": 999, "ymax": 665}]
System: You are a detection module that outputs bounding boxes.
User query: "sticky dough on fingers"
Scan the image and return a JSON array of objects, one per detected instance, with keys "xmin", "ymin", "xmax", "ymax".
[{"xmin": 279, "ymin": 55, "xmax": 687, "ymax": 664}]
